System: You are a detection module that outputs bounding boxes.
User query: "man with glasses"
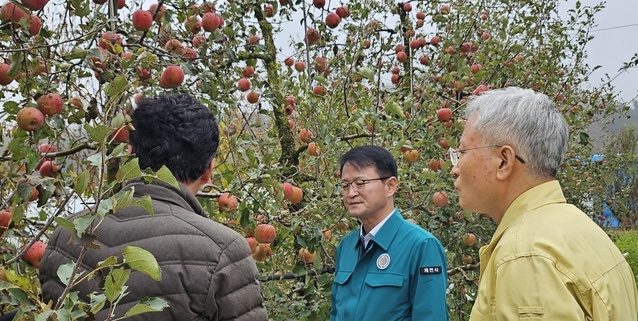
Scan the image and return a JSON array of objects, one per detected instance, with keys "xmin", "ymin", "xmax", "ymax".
[
  {"xmin": 330, "ymin": 145, "xmax": 448, "ymax": 321},
  {"xmin": 451, "ymin": 87, "xmax": 638, "ymax": 320}
]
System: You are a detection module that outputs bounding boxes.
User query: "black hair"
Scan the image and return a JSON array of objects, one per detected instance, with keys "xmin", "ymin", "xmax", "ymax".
[
  {"xmin": 128, "ymin": 93, "xmax": 219, "ymax": 183},
  {"xmin": 339, "ymin": 145, "xmax": 398, "ymax": 178}
]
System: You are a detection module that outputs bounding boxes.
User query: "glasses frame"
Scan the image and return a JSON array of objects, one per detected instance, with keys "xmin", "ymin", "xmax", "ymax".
[
  {"xmin": 448, "ymin": 145, "xmax": 526, "ymax": 166},
  {"xmin": 337, "ymin": 177, "xmax": 391, "ymax": 193}
]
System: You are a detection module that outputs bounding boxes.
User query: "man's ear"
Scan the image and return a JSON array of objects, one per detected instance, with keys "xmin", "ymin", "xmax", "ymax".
[
  {"xmin": 495, "ymin": 146, "xmax": 517, "ymax": 181},
  {"xmin": 200, "ymin": 159, "xmax": 215, "ymax": 185},
  {"xmin": 386, "ymin": 176, "xmax": 399, "ymax": 197}
]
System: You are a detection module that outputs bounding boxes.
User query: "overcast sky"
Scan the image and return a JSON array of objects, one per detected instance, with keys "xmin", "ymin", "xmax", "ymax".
[{"xmin": 561, "ymin": 0, "xmax": 638, "ymax": 105}]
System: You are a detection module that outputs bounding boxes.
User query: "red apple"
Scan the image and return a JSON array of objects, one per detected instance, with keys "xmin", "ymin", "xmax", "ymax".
[
  {"xmin": 335, "ymin": 6, "xmax": 350, "ymax": 18},
  {"xmin": 37, "ymin": 93, "xmax": 63, "ymax": 116},
  {"xmin": 264, "ymin": 5, "xmax": 274, "ymax": 17},
  {"xmin": 0, "ymin": 2, "xmax": 29, "ymax": 23},
  {"xmin": 294, "ymin": 61, "xmax": 305, "ymax": 72},
  {"xmin": 21, "ymin": 241, "xmax": 46, "ymax": 268},
  {"xmin": 436, "ymin": 107, "xmax": 452, "ymax": 122},
  {"xmin": 416, "ymin": 11, "xmax": 426, "ymax": 20},
  {"xmin": 237, "ymin": 78, "xmax": 251, "ymax": 92},
  {"xmin": 148, "ymin": 3, "xmax": 166, "ymax": 22},
  {"xmin": 419, "ymin": 55, "xmax": 429, "ymax": 65},
  {"xmin": 284, "ymin": 57, "xmax": 294, "ymax": 66},
  {"xmin": 403, "ymin": 149, "xmax": 419, "ymax": 163},
  {"xmin": 113, "ymin": 126, "xmax": 129, "ymax": 143},
  {"xmin": 17, "ymin": 107, "xmax": 45, "ymax": 131},
  {"xmin": 298, "ymin": 248, "xmax": 316, "ymax": 264},
  {"xmin": 39, "ymin": 160, "xmax": 59, "ymax": 177},
  {"xmin": 299, "ymin": 129, "xmax": 313, "ymax": 143},
  {"xmin": 312, "ymin": 0, "xmax": 324, "ymax": 8},
  {"xmin": 242, "ymin": 65, "xmax": 255, "ymax": 78},
  {"xmin": 28, "ymin": 14, "xmax": 41, "ymax": 36},
  {"xmin": 218, "ymin": 192, "xmax": 239, "ymax": 212},
  {"xmin": 402, "ymin": 3, "xmax": 412, "ymax": 12},
  {"xmin": 433, "ymin": 191, "xmax": 448, "ymax": 207},
  {"xmin": 0, "ymin": 62, "xmax": 15, "ymax": 85},
  {"xmin": 254, "ymin": 223, "xmax": 276, "ymax": 243},
  {"xmin": 312, "ymin": 85, "xmax": 325, "ymax": 96},
  {"xmin": 429, "ymin": 35, "xmax": 441, "ymax": 46},
  {"xmin": 246, "ymin": 91, "xmax": 259, "ymax": 104},
  {"xmin": 0, "ymin": 209, "xmax": 12, "ymax": 231},
  {"xmin": 192, "ymin": 35, "xmax": 206, "ymax": 48},
  {"xmin": 39, "ymin": 143, "xmax": 57, "ymax": 154},
  {"xmin": 305, "ymin": 28, "xmax": 320, "ymax": 45},
  {"xmin": 396, "ymin": 51, "xmax": 408, "ymax": 62},
  {"xmin": 308, "ymin": 142, "xmax": 321, "ymax": 156},
  {"xmin": 132, "ymin": 10, "xmax": 153, "ymax": 31},
  {"xmin": 463, "ymin": 233, "xmax": 477, "ymax": 246},
  {"xmin": 245, "ymin": 237, "xmax": 257, "ymax": 253},
  {"xmin": 160, "ymin": 65, "xmax": 185, "ymax": 88},
  {"xmin": 325, "ymin": 13, "xmax": 340, "ymax": 29},
  {"xmin": 99, "ymin": 32, "xmax": 123, "ymax": 54},
  {"xmin": 184, "ymin": 15, "xmax": 202, "ymax": 34}
]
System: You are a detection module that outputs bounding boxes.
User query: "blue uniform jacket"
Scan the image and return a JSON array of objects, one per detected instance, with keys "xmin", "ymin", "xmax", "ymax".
[{"xmin": 330, "ymin": 209, "xmax": 449, "ymax": 321}]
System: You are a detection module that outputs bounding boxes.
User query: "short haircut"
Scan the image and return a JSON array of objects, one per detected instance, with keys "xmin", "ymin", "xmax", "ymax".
[
  {"xmin": 128, "ymin": 93, "xmax": 220, "ymax": 183},
  {"xmin": 339, "ymin": 145, "xmax": 398, "ymax": 178},
  {"xmin": 464, "ymin": 87, "xmax": 568, "ymax": 178}
]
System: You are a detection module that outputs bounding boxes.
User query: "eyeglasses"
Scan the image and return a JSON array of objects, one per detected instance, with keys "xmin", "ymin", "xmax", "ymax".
[
  {"xmin": 448, "ymin": 145, "xmax": 526, "ymax": 166},
  {"xmin": 337, "ymin": 177, "xmax": 391, "ymax": 193}
]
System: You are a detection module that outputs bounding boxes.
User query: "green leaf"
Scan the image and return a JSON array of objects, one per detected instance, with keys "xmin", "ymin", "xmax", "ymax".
[
  {"xmin": 84, "ymin": 123, "xmax": 110, "ymax": 144},
  {"xmin": 385, "ymin": 100, "xmax": 405, "ymax": 119},
  {"xmin": 312, "ymin": 74, "xmax": 329, "ymax": 86},
  {"xmin": 123, "ymin": 246, "xmax": 161, "ymax": 281},
  {"xmin": 155, "ymin": 166, "xmax": 180, "ymax": 190},
  {"xmin": 73, "ymin": 170, "xmax": 90, "ymax": 195},
  {"xmin": 356, "ymin": 67, "xmax": 376, "ymax": 81},
  {"xmin": 89, "ymin": 293, "xmax": 107, "ymax": 314},
  {"xmin": 97, "ymin": 256, "xmax": 119, "ymax": 269},
  {"xmin": 35, "ymin": 311, "xmax": 55, "ymax": 321},
  {"xmin": 54, "ymin": 217, "xmax": 76, "ymax": 234},
  {"xmin": 57, "ymin": 262, "xmax": 76, "ymax": 286},
  {"xmin": 105, "ymin": 75, "xmax": 129, "ymax": 98},
  {"xmin": 0, "ymin": 280, "xmax": 18, "ymax": 291},
  {"xmin": 124, "ymin": 297, "xmax": 169, "ymax": 317},
  {"xmin": 116, "ymin": 158, "xmax": 142, "ymax": 183},
  {"xmin": 104, "ymin": 268, "xmax": 130, "ymax": 303},
  {"xmin": 5, "ymin": 269, "xmax": 31, "ymax": 289},
  {"xmin": 73, "ymin": 214, "xmax": 95, "ymax": 237},
  {"xmin": 7, "ymin": 52, "xmax": 23, "ymax": 78}
]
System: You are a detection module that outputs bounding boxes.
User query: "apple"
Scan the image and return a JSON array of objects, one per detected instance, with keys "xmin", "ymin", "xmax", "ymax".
[
  {"xmin": 39, "ymin": 143, "xmax": 57, "ymax": 154},
  {"xmin": 409, "ymin": 39, "xmax": 420, "ymax": 49},
  {"xmin": 432, "ymin": 191, "xmax": 448, "ymax": 207},
  {"xmin": 335, "ymin": 6, "xmax": 350, "ymax": 18},
  {"xmin": 247, "ymin": 34, "xmax": 260, "ymax": 45},
  {"xmin": 289, "ymin": 186, "xmax": 303, "ymax": 204},
  {"xmin": 298, "ymin": 248, "xmax": 316, "ymax": 264},
  {"xmin": 252, "ymin": 243, "xmax": 272, "ymax": 261},
  {"xmin": 28, "ymin": 14, "xmax": 41, "ymax": 36},
  {"xmin": 463, "ymin": 233, "xmax": 477, "ymax": 246},
  {"xmin": 419, "ymin": 55, "xmax": 429, "ymax": 65},
  {"xmin": 29, "ymin": 186, "xmax": 39, "ymax": 202},
  {"xmin": 416, "ymin": 11, "xmax": 426, "ymax": 20},
  {"xmin": 246, "ymin": 91, "xmax": 259, "ymax": 104},
  {"xmin": 285, "ymin": 95, "xmax": 296, "ymax": 106},
  {"xmin": 438, "ymin": 138, "xmax": 449, "ymax": 149},
  {"xmin": 308, "ymin": 142, "xmax": 321, "ymax": 156},
  {"xmin": 184, "ymin": 15, "xmax": 202, "ymax": 34},
  {"xmin": 254, "ymin": 223, "xmax": 276, "ymax": 243},
  {"xmin": 294, "ymin": 61, "xmax": 305, "ymax": 72},
  {"xmin": 470, "ymin": 64, "xmax": 482, "ymax": 74},
  {"xmin": 440, "ymin": 4, "xmax": 450, "ymax": 14},
  {"xmin": 192, "ymin": 35, "xmax": 206, "ymax": 48},
  {"xmin": 218, "ymin": 192, "xmax": 239, "ymax": 212},
  {"xmin": 284, "ymin": 57, "xmax": 294, "ymax": 66},
  {"xmin": 160, "ymin": 65, "xmax": 185, "ymax": 88},
  {"xmin": 396, "ymin": 51, "xmax": 408, "ymax": 62},
  {"xmin": 391, "ymin": 66, "xmax": 400, "ymax": 74},
  {"xmin": 280, "ymin": 183, "xmax": 293, "ymax": 199},
  {"xmin": 164, "ymin": 39, "xmax": 186, "ymax": 55},
  {"xmin": 98, "ymin": 32, "xmax": 123, "ymax": 53},
  {"xmin": 481, "ymin": 32, "xmax": 490, "ymax": 40},
  {"xmin": 0, "ymin": 2, "xmax": 29, "ymax": 23},
  {"xmin": 112, "ymin": 126, "xmax": 129, "ymax": 143},
  {"xmin": 199, "ymin": 2, "xmax": 215, "ymax": 13},
  {"xmin": 402, "ymin": 3, "xmax": 412, "ymax": 12},
  {"xmin": 428, "ymin": 158, "xmax": 445, "ymax": 172},
  {"xmin": 429, "ymin": 35, "xmax": 441, "ymax": 45},
  {"xmin": 462, "ymin": 255, "xmax": 473, "ymax": 264},
  {"xmin": 400, "ymin": 141, "xmax": 412, "ymax": 153},
  {"xmin": 0, "ymin": 62, "xmax": 15, "ymax": 85},
  {"xmin": 22, "ymin": 0, "xmax": 48, "ymax": 11},
  {"xmin": 237, "ymin": 78, "xmax": 251, "ymax": 92},
  {"xmin": 390, "ymin": 74, "xmax": 400, "ymax": 84},
  {"xmin": 288, "ymin": 119, "xmax": 294, "ymax": 129},
  {"xmin": 39, "ymin": 160, "xmax": 59, "ymax": 177},
  {"xmin": 17, "ymin": 107, "xmax": 45, "ymax": 131},
  {"xmin": 444, "ymin": 46, "xmax": 455, "ymax": 54},
  {"xmin": 481, "ymin": 12, "xmax": 488, "ymax": 20},
  {"xmin": 264, "ymin": 5, "xmax": 274, "ymax": 17},
  {"xmin": 394, "ymin": 44, "xmax": 405, "ymax": 53},
  {"xmin": 21, "ymin": 241, "xmax": 46, "ymax": 268},
  {"xmin": 37, "ymin": 93, "xmax": 63, "ymax": 116},
  {"xmin": 322, "ymin": 229, "xmax": 333, "ymax": 241},
  {"xmin": 0, "ymin": 209, "xmax": 12, "ymax": 232},
  {"xmin": 148, "ymin": 3, "xmax": 166, "ymax": 22},
  {"xmin": 137, "ymin": 66, "xmax": 152, "ymax": 80},
  {"xmin": 305, "ymin": 28, "xmax": 320, "ymax": 45},
  {"xmin": 436, "ymin": 107, "xmax": 452, "ymax": 122},
  {"xmin": 132, "ymin": 9, "xmax": 153, "ymax": 31},
  {"xmin": 472, "ymin": 84, "xmax": 489, "ymax": 96},
  {"xmin": 403, "ymin": 150, "xmax": 419, "ymax": 163},
  {"xmin": 312, "ymin": 85, "xmax": 325, "ymax": 96},
  {"xmin": 245, "ymin": 237, "xmax": 258, "ymax": 253},
  {"xmin": 363, "ymin": 40, "xmax": 371, "ymax": 48},
  {"xmin": 242, "ymin": 65, "xmax": 255, "ymax": 78},
  {"xmin": 312, "ymin": 0, "xmax": 324, "ymax": 8},
  {"xmin": 325, "ymin": 13, "xmax": 340, "ymax": 29},
  {"xmin": 117, "ymin": 0, "xmax": 125, "ymax": 9},
  {"xmin": 299, "ymin": 129, "xmax": 313, "ymax": 143},
  {"xmin": 284, "ymin": 105, "xmax": 294, "ymax": 116}
]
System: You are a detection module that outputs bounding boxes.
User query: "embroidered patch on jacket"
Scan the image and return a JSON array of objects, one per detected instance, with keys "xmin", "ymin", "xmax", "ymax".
[
  {"xmin": 419, "ymin": 266, "xmax": 442, "ymax": 274},
  {"xmin": 376, "ymin": 253, "xmax": 390, "ymax": 269}
]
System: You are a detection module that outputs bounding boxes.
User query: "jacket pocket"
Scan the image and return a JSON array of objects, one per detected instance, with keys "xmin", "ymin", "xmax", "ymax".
[
  {"xmin": 334, "ymin": 271, "xmax": 352, "ymax": 285},
  {"xmin": 518, "ymin": 306, "xmax": 545, "ymax": 320},
  {"xmin": 364, "ymin": 272, "xmax": 404, "ymax": 287}
]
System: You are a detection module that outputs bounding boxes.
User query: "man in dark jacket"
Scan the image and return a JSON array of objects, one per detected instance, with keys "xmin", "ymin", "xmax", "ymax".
[{"xmin": 39, "ymin": 94, "xmax": 268, "ymax": 320}]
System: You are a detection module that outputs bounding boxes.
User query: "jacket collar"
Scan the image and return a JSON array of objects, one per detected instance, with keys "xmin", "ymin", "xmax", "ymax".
[
  {"xmin": 122, "ymin": 178, "xmax": 208, "ymax": 218},
  {"xmin": 354, "ymin": 208, "xmax": 403, "ymax": 251}
]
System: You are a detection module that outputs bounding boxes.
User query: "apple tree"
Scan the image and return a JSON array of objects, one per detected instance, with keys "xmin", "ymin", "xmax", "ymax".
[{"xmin": 0, "ymin": 0, "xmax": 625, "ymax": 319}]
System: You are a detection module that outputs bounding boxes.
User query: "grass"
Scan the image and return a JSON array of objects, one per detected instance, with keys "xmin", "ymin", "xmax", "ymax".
[{"xmin": 608, "ymin": 229, "xmax": 638, "ymax": 285}]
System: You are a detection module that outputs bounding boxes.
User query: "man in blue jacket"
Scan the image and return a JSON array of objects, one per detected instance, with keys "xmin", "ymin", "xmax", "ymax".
[{"xmin": 330, "ymin": 145, "xmax": 449, "ymax": 321}]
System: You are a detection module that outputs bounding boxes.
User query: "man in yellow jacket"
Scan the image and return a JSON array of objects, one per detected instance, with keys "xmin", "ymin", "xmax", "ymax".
[{"xmin": 450, "ymin": 87, "xmax": 638, "ymax": 320}]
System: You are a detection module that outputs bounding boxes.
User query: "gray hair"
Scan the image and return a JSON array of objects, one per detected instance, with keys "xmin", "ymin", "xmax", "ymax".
[{"xmin": 464, "ymin": 87, "xmax": 568, "ymax": 178}]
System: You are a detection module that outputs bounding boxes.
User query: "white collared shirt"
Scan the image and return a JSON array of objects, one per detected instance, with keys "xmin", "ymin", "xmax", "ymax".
[{"xmin": 360, "ymin": 208, "xmax": 396, "ymax": 249}]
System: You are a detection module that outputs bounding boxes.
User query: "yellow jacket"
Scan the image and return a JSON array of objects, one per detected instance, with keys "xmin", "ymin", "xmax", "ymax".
[{"xmin": 470, "ymin": 180, "xmax": 638, "ymax": 321}]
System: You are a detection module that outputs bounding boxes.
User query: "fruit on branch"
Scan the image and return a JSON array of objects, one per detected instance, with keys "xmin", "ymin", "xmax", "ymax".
[
  {"xmin": 218, "ymin": 192, "xmax": 239, "ymax": 212},
  {"xmin": 21, "ymin": 241, "xmax": 46, "ymax": 269},
  {"xmin": 403, "ymin": 149, "xmax": 419, "ymax": 163},
  {"xmin": 16, "ymin": 107, "xmax": 45, "ymax": 131},
  {"xmin": 37, "ymin": 93, "xmax": 63, "ymax": 116},
  {"xmin": 39, "ymin": 160, "xmax": 59, "ymax": 177},
  {"xmin": 254, "ymin": 223, "xmax": 276, "ymax": 243},
  {"xmin": 160, "ymin": 65, "xmax": 185, "ymax": 88},
  {"xmin": 433, "ymin": 191, "xmax": 448, "ymax": 207},
  {"xmin": 132, "ymin": 9, "xmax": 153, "ymax": 31},
  {"xmin": 298, "ymin": 248, "xmax": 316, "ymax": 264}
]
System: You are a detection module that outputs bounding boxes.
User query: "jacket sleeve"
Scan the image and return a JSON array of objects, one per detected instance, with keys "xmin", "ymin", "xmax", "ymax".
[
  {"xmin": 329, "ymin": 243, "xmax": 342, "ymax": 320},
  {"xmin": 206, "ymin": 236, "xmax": 268, "ymax": 321},
  {"xmin": 410, "ymin": 237, "xmax": 449, "ymax": 321},
  {"xmin": 493, "ymin": 256, "xmax": 589, "ymax": 320}
]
